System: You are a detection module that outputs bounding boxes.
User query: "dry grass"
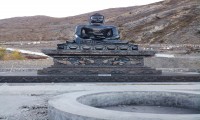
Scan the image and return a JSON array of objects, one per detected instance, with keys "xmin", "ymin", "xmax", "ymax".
[
  {"xmin": 0, "ymin": 48, "xmax": 6, "ymax": 59},
  {"xmin": 0, "ymin": 49, "xmax": 25, "ymax": 60}
]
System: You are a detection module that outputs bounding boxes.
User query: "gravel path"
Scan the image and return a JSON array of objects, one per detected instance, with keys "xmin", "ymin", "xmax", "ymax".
[{"xmin": 0, "ymin": 59, "xmax": 53, "ymax": 70}]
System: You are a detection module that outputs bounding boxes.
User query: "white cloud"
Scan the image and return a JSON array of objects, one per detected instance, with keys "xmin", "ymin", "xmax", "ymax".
[{"xmin": 0, "ymin": 0, "xmax": 162, "ymax": 19}]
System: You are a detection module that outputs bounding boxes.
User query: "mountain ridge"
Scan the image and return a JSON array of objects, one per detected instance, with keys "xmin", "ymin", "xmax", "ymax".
[{"xmin": 0, "ymin": 0, "xmax": 199, "ymax": 44}]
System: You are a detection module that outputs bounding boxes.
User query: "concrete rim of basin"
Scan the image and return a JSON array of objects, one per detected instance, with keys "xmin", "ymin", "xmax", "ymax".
[{"xmin": 48, "ymin": 91, "xmax": 200, "ymax": 120}]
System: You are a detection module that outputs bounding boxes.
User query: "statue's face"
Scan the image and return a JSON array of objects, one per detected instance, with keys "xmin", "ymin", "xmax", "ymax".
[{"xmin": 90, "ymin": 15, "xmax": 104, "ymax": 24}]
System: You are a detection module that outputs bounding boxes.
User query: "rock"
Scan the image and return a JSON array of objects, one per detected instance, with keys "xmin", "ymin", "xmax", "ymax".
[
  {"xmin": 112, "ymin": 61, "xmax": 119, "ymax": 65},
  {"xmin": 58, "ymin": 60, "xmax": 72, "ymax": 65},
  {"xmin": 149, "ymin": 25, "xmax": 166, "ymax": 33},
  {"xmin": 119, "ymin": 62, "xmax": 125, "ymax": 65},
  {"xmin": 103, "ymin": 60, "xmax": 109, "ymax": 64},
  {"xmin": 87, "ymin": 59, "xmax": 94, "ymax": 64},
  {"xmin": 130, "ymin": 61, "xmax": 140, "ymax": 65},
  {"xmin": 79, "ymin": 61, "xmax": 85, "ymax": 64}
]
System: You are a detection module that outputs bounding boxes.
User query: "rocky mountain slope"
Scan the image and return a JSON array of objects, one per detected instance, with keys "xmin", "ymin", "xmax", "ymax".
[{"xmin": 0, "ymin": 0, "xmax": 199, "ymax": 44}]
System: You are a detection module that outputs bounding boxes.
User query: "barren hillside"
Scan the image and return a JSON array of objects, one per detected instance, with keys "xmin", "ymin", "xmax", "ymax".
[{"xmin": 0, "ymin": 0, "xmax": 199, "ymax": 44}]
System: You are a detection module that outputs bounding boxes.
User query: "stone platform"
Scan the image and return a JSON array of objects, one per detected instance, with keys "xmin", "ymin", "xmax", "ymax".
[
  {"xmin": 0, "ymin": 72, "xmax": 200, "ymax": 83},
  {"xmin": 38, "ymin": 50, "xmax": 162, "ymax": 75},
  {"xmin": 38, "ymin": 66, "xmax": 161, "ymax": 75}
]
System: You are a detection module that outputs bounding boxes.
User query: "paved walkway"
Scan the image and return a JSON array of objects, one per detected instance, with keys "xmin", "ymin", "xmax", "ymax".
[{"xmin": 0, "ymin": 82, "xmax": 199, "ymax": 119}]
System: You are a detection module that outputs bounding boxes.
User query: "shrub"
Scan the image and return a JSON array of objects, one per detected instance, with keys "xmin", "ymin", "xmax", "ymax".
[
  {"xmin": 10, "ymin": 51, "xmax": 25, "ymax": 60},
  {"xmin": 0, "ymin": 48, "xmax": 6, "ymax": 59},
  {"xmin": 1, "ymin": 50, "xmax": 25, "ymax": 60}
]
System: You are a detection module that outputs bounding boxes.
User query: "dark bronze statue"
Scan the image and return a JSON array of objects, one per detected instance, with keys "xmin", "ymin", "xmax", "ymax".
[
  {"xmin": 75, "ymin": 13, "xmax": 120, "ymax": 43},
  {"xmin": 57, "ymin": 13, "xmax": 138, "ymax": 50}
]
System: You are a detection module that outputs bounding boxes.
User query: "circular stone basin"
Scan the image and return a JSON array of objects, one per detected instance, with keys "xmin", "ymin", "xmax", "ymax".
[
  {"xmin": 48, "ymin": 91, "xmax": 200, "ymax": 120},
  {"xmin": 102, "ymin": 105, "xmax": 200, "ymax": 114},
  {"xmin": 78, "ymin": 91, "xmax": 200, "ymax": 114}
]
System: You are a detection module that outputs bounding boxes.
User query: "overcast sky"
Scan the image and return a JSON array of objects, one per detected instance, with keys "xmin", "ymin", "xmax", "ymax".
[{"xmin": 0, "ymin": 0, "xmax": 162, "ymax": 20}]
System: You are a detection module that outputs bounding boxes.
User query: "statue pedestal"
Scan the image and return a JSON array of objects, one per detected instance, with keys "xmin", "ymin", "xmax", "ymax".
[{"xmin": 38, "ymin": 50, "xmax": 162, "ymax": 76}]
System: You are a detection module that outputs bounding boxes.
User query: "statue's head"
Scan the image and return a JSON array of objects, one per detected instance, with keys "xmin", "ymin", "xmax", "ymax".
[{"xmin": 89, "ymin": 13, "xmax": 104, "ymax": 25}]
